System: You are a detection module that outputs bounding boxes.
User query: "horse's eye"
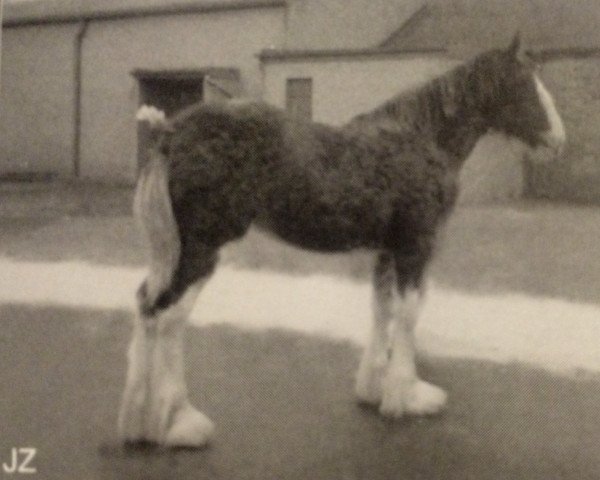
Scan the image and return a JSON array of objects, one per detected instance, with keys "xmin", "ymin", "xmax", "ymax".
[
  {"xmin": 526, "ymin": 54, "xmax": 542, "ymax": 72},
  {"xmin": 527, "ymin": 62, "xmax": 543, "ymax": 76}
]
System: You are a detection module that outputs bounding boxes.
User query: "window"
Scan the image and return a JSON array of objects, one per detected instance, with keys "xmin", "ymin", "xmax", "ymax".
[{"xmin": 286, "ymin": 78, "xmax": 313, "ymax": 121}]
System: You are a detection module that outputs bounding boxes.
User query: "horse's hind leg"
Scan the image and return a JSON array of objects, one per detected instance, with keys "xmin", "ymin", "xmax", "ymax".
[
  {"xmin": 119, "ymin": 271, "xmax": 215, "ymax": 447},
  {"xmin": 378, "ymin": 251, "xmax": 447, "ymax": 418},
  {"xmin": 118, "ymin": 154, "xmax": 217, "ymax": 447}
]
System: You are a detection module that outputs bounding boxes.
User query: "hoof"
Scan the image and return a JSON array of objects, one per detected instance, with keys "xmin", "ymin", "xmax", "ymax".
[
  {"xmin": 379, "ymin": 379, "xmax": 447, "ymax": 418},
  {"xmin": 118, "ymin": 389, "xmax": 147, "ymax": 444},
  {"xmin": 355, "ymin": 354, "xmax": 387, "ymax": 406},
  {"xmin": 118, "ymin": 394, "xmax": 214, "ymax": 448},
  {"xmin": 165, "ymin": 404, "xmax": 215, "ymax": 448},
  {"xmin": 402, "ymin": 380, "xmax": 448, "ymax": 416},
  {"xmin": 355, "ymin": 373, "xmax": 384, "ymax": 406}
]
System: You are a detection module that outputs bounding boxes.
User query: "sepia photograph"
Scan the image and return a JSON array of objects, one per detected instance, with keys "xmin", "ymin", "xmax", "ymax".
[{"xmin": 1, "ymin": 0, "xmax": 599, "ymax": 478}]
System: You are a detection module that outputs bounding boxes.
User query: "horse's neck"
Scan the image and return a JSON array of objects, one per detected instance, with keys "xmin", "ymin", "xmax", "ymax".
[
  {"xmin": 349, "ymin": 65, "xmax": 490, "ymax": 169},
  {"xmin": 434, "ymin": 113, "xmax": 488, "ymax": 168}
]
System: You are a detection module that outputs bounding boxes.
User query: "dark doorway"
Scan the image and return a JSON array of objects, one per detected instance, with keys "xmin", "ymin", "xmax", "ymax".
[
  {"xmin": 134, "ymin": 72, "xmax": 203, "ymax": 169},
  {"xmin": 139, "ymin": 77, "xmax": 204, "ymax": 117},
  {"xmin": 132, "ymin": 68, "xmax": 241, "ymax": 169}
]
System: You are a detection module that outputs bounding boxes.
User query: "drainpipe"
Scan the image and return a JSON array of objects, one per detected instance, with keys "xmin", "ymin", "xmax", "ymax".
[{"xmin": 73, "ymin": 20, "xmax": 89, "ymax": 178}]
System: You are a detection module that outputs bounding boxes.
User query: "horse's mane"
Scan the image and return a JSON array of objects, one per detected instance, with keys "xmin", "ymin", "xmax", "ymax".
[{"xmin": 346, "ymin": 48, "xmax": 506, "ymax": 137}]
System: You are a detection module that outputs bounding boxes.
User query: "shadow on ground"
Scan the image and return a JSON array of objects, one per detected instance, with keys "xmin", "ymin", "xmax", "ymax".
[{"xmin": 1, "ymin": 304, "xmax": 600, "ymax": 480}]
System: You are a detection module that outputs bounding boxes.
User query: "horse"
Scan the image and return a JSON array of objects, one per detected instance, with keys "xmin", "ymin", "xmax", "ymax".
[{"xmin": 118, "ymin": 34, "xmax": 565, "ymax": 447}]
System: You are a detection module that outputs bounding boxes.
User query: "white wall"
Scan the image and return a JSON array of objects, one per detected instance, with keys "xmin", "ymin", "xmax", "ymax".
[
  {"xmin": 263, "ymin": 54, "xmax": 455, "ymax": 125},
  {"xmin": 0, "ymin": 23, "xmax": 79, "ymax": 177},
  {"xmin": 79, "ymin": 7, "xmax": 284, "ymax": 181}
]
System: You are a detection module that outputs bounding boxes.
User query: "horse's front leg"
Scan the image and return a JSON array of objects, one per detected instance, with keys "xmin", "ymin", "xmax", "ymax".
[
  {"xmin": 378, "ymin": 253, "xmax": 447, "ymax": 418},
  {"xmin": 355, "ymin": 252, "xmax": 394, "ymax": 405}
]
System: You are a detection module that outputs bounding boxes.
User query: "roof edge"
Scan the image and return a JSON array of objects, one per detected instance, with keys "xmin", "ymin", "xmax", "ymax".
[
  {"xmin": 259, "ymin": 46, "xmax": 448, "ymax": 62},
  {"xmin": 131, "ymin": 67, "xmax": 240, "ymax": 80},
  {"xmin": 535, "ymin": 47, "xmax": 600, "ymax": 61},
  {"xmin": 259, "ymin": 45, "xmax": 600, "ymax": 64},
  {"xmin": 379, "ymin": 3, "xmax": 430, "ymax": 49},
  {"xmin": 3, "ymin": 0, "xmax": 286, "ymax": 27}
]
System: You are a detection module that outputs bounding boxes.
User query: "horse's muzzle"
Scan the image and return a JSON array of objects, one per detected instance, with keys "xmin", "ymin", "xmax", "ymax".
[{"xmin": 540, "ymin": 129, "xmax": 566, "ymax": 156}]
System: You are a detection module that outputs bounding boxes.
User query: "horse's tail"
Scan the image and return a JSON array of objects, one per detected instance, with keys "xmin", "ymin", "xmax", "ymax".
[
  {"xmin": 133, "ymin": 150, "xmax": 181, "ymax": 314},
  {"xmin": 136, "ymin": 105, "xmax": 171, "ymax": 131}
]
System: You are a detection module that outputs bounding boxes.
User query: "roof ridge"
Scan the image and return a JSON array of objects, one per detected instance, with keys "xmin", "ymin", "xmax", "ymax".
[
  {"xmin": 379, "ymin": 2, "xmax": 430, "ymax": 50},
  {"xmin": 3, "ymin": 0, "xmax": 286, "ymax": 26}
]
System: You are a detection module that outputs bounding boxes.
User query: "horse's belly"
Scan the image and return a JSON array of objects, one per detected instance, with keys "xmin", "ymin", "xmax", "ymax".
[{"xmin": 256, "ymin": 208, "xmax": 384, "ymax": 252}]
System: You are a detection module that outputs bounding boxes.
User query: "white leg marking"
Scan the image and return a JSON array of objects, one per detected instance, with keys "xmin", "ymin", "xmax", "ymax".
[
  {"xmin": 534, "ymin": 74, "xmax": 566, "ymax": 151},
  {"xmin": 355, "ymin": 275, "xmax": 393, "ymax": 405},
  {"xmin": 379, "ymin": 287, "xmax": 447, "ymax": 418},
  {"xmin": 119, "ymin": 282, "xmax": 215, "ymax": 447}
]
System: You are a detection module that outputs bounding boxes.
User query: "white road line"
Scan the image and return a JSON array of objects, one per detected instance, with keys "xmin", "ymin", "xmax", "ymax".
[{"xmin": 2, "ymin": 258, "xmax": 600, "ymax": 375}]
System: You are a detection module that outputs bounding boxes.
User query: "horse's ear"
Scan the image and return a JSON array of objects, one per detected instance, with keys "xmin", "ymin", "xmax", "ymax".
[{"xmin": 507, "ymin": 32, "xmax": 525, "ymax": 60}]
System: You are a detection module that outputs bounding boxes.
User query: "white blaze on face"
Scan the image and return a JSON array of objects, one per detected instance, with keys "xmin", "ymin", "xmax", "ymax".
[{"xmin": 534, "ymin": 75, "xmax": 566, "ymax": 151}]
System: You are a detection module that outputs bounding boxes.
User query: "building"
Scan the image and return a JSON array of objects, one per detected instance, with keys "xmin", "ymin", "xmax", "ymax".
[
  {"xmin": 1, "ymin": 0, "xmax": 287, "ymax": 182},
  {"xmin": 2, "ymin": 0, "xmax": 600, "ymax": 202}
]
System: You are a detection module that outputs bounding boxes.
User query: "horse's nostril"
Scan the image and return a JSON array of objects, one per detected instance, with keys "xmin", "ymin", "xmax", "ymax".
[
  {"xmin": 543, "ymin": 136, "xmax": 565, "ymax": 155},
  {"xmin": 541, "ymin": 129, "xmax": 566, "ymax": 153}
]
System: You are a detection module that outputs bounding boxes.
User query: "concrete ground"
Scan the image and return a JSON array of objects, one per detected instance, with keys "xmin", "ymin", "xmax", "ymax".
[{"xmin": 1, "ymin": 181, "xmax": 600, "ymax": 479}]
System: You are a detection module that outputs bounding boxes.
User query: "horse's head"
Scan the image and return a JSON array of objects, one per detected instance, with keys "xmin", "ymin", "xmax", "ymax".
[{"xmin": 476, "ymin": 34, "xmax": 566, "ymax": 155}]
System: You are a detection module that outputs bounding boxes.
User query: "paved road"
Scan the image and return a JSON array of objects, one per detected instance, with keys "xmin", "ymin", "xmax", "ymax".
[{"xmin": 2, "ymin": 260, "xmax": 600, "ymax": 479}]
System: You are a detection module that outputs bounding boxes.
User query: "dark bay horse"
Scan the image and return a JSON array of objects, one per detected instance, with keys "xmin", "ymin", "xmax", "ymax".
[{"xmin": 119, "ymin": 35, "xmax": 565, "ymax": 447}]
